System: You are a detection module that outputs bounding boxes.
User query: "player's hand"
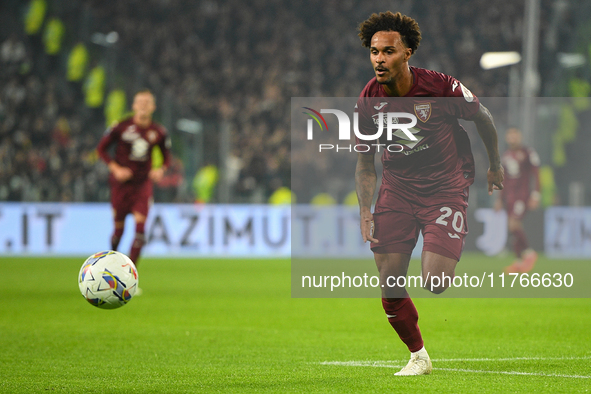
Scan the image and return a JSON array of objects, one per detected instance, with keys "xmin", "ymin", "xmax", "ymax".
[
  {"xmin": 360, "ymin": 208, "xmax": 378, "ymax": 244},
  {"xmin": 149, "ymin": 167, "xmax": 165, "ymax": 183},
  {"xmin": 487, "ymin": 166, "xmax": 504, "ymax": 195},
  {"xmin": 109, "ymin": 162, "xmax": 133, "ymax": 182}
]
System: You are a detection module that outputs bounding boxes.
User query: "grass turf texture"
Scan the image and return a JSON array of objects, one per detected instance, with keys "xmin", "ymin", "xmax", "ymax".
[{"xmin": 0, "ymin": 253, "xmax": 589, "ymax": 393}]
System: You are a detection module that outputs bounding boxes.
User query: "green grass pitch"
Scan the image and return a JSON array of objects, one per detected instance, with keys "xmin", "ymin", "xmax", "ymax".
[{"xmin": 1, "ymin": 253, "xmax": 590, "ymax": 393}]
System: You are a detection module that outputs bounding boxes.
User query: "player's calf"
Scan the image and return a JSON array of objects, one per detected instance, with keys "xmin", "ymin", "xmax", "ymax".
[
  {"xmin": 420, "ymin": 251, "xmax": 458, "ymax": 294},
  {"xmin": 129, "ymin": 222, "xmax": 146, "ymax": 265},
  {"xmin": 111, "ymin": 222, "xmax": 125, "ymax": 251},
  {"xmin": 382, "ymin": 298, "xmax": 424, "ymax": 352}
]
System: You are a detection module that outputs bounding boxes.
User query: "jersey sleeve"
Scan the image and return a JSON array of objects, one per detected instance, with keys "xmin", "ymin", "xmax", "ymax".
[
  {"xmin": 96, "ymin": 124, "xmax": 122, "ymax": 164},
  {"xmin": 441, "ymin": 76, "xmax": 480, "ymax": 120},
  {"xmin": 158, "ymin": 127, "xmax": 172, "ymax": 168}
]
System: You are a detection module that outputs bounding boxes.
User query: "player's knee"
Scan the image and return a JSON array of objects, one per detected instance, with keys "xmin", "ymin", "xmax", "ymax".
[
  {"xmin": 425, "ymin": 283, "xmax": 448, "ymax": 294},
  {"xmin": 133, "ymin": 212, "xmax": 147, "ymax": 224},
  {"xmin": 422, "ymin": 273, "xmax": 452, "ymax": 294},
  {"xmin": 508, "ymin": 217, "xmax": 522, "ymax": 232}
]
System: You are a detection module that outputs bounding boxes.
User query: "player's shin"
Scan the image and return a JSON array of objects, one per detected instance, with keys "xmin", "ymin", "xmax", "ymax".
[
  {"xmin": 129, "ymin": 222, "xmax": 146, "ymax": 266},
  {"xmin": 512, "ymin": 228, "xmax": 528, "ymax": 258},
  {"xmin": 382, "ymin": 297, "xmax": 424, "ymax": 352},
  {"xmin": 111, "ymin": 226, "xmax": 124, "ymax": 251}
]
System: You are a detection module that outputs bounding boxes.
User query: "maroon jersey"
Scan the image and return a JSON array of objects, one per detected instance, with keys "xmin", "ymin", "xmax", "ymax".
[
  {"xmin": 97, "ymin": 117, "xmax": 171, "ymax": 185},
  {"xmin": 356, "ymin": 67, "xmax": 479, "ymax": 212},
  {"xmin": 501, "ymin": 146, "xmax": 540, "ymax": 203}
]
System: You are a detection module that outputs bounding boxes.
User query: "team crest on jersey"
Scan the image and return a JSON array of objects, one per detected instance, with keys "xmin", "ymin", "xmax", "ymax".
[
  {"xmin": 146, "ymin": 130, "xmax": 158, "ymax": 143},
  {"xmin": 414, "ymin": 103, "xmax": 431, "ymax": 123}
]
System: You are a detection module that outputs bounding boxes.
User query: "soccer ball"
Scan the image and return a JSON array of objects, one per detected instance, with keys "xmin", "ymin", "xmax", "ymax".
[{"xmin": 78, "ymin": 251, "xmax": 139, "ymax": 309}]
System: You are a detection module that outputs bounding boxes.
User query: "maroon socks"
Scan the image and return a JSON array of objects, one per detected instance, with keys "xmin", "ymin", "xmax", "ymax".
[{"xmin": 382, "ymin": 297, "xmax": 424, "ymax": 352}]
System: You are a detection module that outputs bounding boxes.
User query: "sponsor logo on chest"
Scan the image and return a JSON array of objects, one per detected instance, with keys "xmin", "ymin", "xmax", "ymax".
[
  {"xmin": 122, "ymin": 125, "xmax": 139, "ymax": 142},
  {"xmin": 122, "ymin": 125, "xmax": 157, "ymax": 144},
  {"xmin": 369, "ymin": 102, "xmax": 433, "ymax": 124}
]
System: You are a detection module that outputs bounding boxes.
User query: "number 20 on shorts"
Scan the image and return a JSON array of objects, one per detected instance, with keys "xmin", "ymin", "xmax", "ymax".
[{"xmin": 435, "ymin": 207, "xmax": 464, "ymax": 238}]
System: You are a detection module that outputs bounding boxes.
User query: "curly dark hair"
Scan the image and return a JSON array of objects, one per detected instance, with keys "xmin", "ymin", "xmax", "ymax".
[{"xmin": 358, "ymin": 11, "xmax": 422, "ymax": 54}]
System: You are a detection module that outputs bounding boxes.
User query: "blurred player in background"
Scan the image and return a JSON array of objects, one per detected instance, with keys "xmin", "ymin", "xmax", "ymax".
[
  {"xmin": 495, "ymin": 127, "xmax": 540, "ymax": 273},
  {"xmin": 355, "ymin": 12, "xmax": 504, "ymax": 376},
  {"xmin": 97, "ymin": 90, "xmax": 171, "ymax": 268}
]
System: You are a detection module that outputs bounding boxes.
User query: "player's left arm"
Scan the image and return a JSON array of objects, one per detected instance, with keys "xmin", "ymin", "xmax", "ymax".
[
  {"xmin": 469, "ymin": 103, "xmax": 504, "ymax": 195},
  {"xmin": 528, "ymin": 148, "xmax": 541, "ymax": 210},
  {"xmin": 149, "ymin": 129, "xmax": 171, "ymax": 183}
]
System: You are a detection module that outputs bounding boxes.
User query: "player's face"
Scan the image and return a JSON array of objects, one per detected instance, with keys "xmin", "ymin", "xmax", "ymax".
[
  {"xmin": 370, "ymin": 31, "xmax": 412, "ymax": 85},
  {"xmin": 505, "ymin": 128, "xmax": 522, "ymax": 149},
  {"xmin": 132, "ymin": 93, "xmax": 156, "ymax": 118}
]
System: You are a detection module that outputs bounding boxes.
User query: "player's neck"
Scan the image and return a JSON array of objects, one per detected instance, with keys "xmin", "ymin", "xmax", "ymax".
[
  {"xmin": 382, "ymin": 65, "xmax": 413, "ymax": 97},
  {"xmin": 133, "ymin": 114, "xmax": 152, "ymax": 128}
]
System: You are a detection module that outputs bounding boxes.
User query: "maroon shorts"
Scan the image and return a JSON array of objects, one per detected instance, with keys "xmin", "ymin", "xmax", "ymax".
[
  {"xmin": 371, "ymin": 188, "xmax": 469, "ymax": 261},
  {"xmin": 110, "ymin": 179, "xmax": 153, "ymax": 222},
  {"xmin": 504, "ymin": 198, "xmax": 527, "ymax": 220}
]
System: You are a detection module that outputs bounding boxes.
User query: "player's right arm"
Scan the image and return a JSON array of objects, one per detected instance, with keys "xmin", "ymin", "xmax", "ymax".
[
  {"xmin": 97, "ymin": 125, "xmax": 133, "ymax": 183},
  {"xmin": 356, "ymin": 152, "xmax": 379, "ymax": 243},
  {"xmin": 108, "ymin": 162, "xmax": 133, "ymax": 182}
]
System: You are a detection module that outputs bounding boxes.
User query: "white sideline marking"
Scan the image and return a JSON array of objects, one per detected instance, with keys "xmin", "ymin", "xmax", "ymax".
[
  {"xmin": 319, "ymin": 358, "xmax": 591, "ymax": 379},
  {"xmin": 435, "ymin": 367, "xmax": 591, "ymax": 379},
  {"xmin": 432, "ymin": 356, "xmax": 591, "ymax": 362}
]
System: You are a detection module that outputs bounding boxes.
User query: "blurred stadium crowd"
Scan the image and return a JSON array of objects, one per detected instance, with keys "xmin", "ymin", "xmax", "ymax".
[{"xmin": 1, "ymin": 0, "xmax": 590, "ymax": 204}]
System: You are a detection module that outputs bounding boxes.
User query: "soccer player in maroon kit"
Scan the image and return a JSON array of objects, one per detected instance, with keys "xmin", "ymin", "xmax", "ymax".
[
  {"xmin": 495, "ymin": 127, "xmax": 540, "ymax": 273},
  {"xmin": 354, "ymin": 12, "xmax": 504, "ymax": 375},
  {"xmin": 97, "ymin": 90, "xmax": 171, "ymax": 268}
]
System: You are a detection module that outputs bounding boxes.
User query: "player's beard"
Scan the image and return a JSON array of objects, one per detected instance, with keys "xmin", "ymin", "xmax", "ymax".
[
  {"xmin": 375, "ymin": 67, "xmax": 392, "ymax": 85},
  {"xmin": 376, "ymin": 74, "xmax": 393, "ymax": 85}
]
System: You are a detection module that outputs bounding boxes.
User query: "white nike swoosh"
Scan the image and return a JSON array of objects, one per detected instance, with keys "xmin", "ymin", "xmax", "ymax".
[
  {"xmin": 374, "ymin": 102, "xmax": 387, "ymax": 110},
  {"xmin": 448, "ymin": 233, "xmax": 460, "ymax": 239}
]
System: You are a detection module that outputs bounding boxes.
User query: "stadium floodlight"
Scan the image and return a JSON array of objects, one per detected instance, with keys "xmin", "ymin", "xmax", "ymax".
[
  {"xmin": 176, "ymin": 118, "xmax": 203, "ymax": 134},
  {"xmin": 557, "ymin": 52, "xmax": 586, "ymax": 69},
  {"xmin": 105, "ymin": 32, "xmax": 119, "ymax": 44},
  {"xmin": 91, "ymin": 31, "xmax": 119, "ymax": 47},
  {"xmin": 479, "ymin": 52, "xmax": 522, "ymax": 70}
]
